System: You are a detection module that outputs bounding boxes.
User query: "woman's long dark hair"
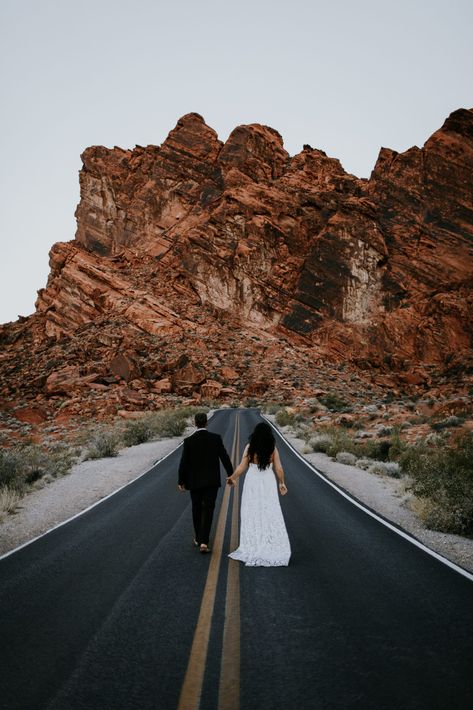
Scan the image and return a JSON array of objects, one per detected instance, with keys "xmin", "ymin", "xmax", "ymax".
[{"xmin": 248, "ymin": 422, "xmax": 275, "ymax": 470}]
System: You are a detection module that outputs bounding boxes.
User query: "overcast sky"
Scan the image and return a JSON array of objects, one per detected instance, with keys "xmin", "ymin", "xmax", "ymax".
[{"xmin": 1, "ymin": 0, "xmax": 472, "ymax": 324}]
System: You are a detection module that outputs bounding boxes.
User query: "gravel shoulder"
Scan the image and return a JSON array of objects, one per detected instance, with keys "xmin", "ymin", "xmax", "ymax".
[
  {"xmin": 0, "ymin": 434, "xmax": 187, "ymax": 557},
  {"xmin": 269, "ymin": 417, "xmax": 473, "ymax": 575}
]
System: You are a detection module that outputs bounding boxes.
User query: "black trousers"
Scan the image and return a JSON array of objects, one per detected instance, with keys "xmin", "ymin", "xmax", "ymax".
[{"xmin": 190, "ymin": 485, "xmax": 219, "ymax": 545}]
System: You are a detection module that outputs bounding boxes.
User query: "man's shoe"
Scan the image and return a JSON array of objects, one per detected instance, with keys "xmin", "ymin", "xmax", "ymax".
[{"xmin": 199, "ymin": 544, "xmax": 211, "ymax": 554}]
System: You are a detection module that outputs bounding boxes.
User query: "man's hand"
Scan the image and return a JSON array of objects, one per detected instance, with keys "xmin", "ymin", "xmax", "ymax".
[
  {"xmin": 226, "ymin": 476, "xmax": 235, "ymax": 486},
  {"xmin": 178, "ymin": 484, "xmax": 186, "ymax": 492}
]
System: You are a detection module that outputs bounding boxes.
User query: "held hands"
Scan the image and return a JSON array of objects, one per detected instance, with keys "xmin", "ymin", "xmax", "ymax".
[
  {"xmin": 227, "ymin": 475, "xmax": 236, "ymax": 486},
  {"xmin": 278, "ymin": 482, "xmax": 288, "ymax": 496},
  {"xmin": 178, "ymin": 484, "xmax": 186, "ymax": 492}
]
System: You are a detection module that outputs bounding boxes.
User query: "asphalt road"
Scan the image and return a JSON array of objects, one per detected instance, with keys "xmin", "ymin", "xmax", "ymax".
[{"xmin": 1, "ymin": 408, "xmax": 472, "ymax": 710}]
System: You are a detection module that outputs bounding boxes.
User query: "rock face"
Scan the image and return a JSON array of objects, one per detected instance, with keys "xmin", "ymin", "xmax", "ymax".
[{"xmin": 1, "ymin": 109, "xmax": 472, "ymax": 429}]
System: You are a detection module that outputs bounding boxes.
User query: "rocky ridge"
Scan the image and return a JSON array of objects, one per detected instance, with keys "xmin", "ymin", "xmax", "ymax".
[{"xmin": 1, "ymin": 109, "xmax": 472, "ymax": 439}]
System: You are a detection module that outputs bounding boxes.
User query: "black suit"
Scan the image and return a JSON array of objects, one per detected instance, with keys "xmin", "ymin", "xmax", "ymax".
[{"xmin": 178, "ymin": 428, "xmax": 233, "ymax": 545}]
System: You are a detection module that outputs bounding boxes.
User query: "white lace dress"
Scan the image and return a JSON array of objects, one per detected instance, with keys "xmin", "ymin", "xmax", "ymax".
[{"xmin": 229, "ymin": 462, "xmax": 291, "ymax": 567}]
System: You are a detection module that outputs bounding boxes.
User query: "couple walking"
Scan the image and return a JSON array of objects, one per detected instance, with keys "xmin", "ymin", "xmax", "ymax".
[{"xmin": 178, "ymin": 412, "xmax": 291, "ymax": 566}]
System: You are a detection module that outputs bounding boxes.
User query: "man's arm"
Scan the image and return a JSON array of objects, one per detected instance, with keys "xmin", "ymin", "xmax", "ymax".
[
  {"xmin": 217, "ymin": 435, "xmax": 234, "ymax": 477},
  {"xmin": 178, "ymin": 438, "xmax": 189, "ymax": 488}
]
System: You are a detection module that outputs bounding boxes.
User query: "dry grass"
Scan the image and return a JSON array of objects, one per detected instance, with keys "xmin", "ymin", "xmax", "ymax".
[
  {"xmin": 0, "ymin": 486, "xmax": 22, "ymax": 520},
  {"xmin": 84, "ymin": 431, "xmax": 120, "ymax": 460}
]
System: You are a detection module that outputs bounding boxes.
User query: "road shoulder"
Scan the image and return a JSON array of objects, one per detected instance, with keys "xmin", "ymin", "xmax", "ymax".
[
  {"xmin": 0, "ymin": 436, "xmax": 186, "ymax": 557},
  {"xmin": 267, "ymin": 415, "xmax": 473, "ymax": 575}
]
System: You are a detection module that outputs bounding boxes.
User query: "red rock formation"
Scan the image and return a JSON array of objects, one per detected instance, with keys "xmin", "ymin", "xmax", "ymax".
[{"xmin": 1, "ymin": 109, "xmax": 472, "ymax": 433}]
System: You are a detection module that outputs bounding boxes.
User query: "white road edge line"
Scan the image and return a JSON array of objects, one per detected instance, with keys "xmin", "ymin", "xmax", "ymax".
[{"xmin": 262, "ymin": 414, "xmax": 473, "ymax": 583}]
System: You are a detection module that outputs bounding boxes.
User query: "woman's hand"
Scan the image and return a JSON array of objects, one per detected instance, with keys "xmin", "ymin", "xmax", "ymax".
[
  {"xmin": 278, "ymin": 482, "xmax": 288, "ymax": 496},
  {"xmin": 227, "ymin": 475, "xmax": 235, "ymax": 486}
]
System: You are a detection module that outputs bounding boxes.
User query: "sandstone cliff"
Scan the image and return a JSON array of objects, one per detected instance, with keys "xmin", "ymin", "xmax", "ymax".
[{"xmin": 1, "ymin": 109, "xmax": 472, "ymax": 432}]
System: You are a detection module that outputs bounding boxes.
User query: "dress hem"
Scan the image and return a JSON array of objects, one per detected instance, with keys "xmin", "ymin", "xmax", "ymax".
[{"xmin": 228, "ymin": 551, "xmax": 290, "ymax": 567}]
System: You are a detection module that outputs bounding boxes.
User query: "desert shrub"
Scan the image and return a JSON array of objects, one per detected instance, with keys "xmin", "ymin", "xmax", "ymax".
[
  {"xmin": 139, "ymin": 407, "xmax": 206, "ymax": 439},
  {"xmin": 408, "ymin": 415, "xmax": 430, "ymax": 425},
  {"xmin": 401, "ymin": 432, "xmax": 473, "ymax": 535},
  {"xmin": 305, "ymin": 398, "xmax": 320, "ymax": 414},
  {"xmin": 122, "ymin": 419, "xmax": 154, "ymax": 447},
  {"xmin": 244, "ymin": 398, "xmax": 261, "ymax": 408},
  {"xmin": 275, "ymin": 409, "xmax": 296, "ymax": 427},
  {"xmin": 263, "ymin": 402, "xmax": 282, "ymax": 415},
  {"xmin": 308, "ymin": 428, "xmax": 354, "ymax": 457},
  {"xmin": 309, "ymin": 434, "xmax": 333, "ymax": 453},
  {"xmin": 358, "ymin": 438, "xmax": 392, "ymax": 461},
  {"xmin": 308, "ymin": 426, "xmax": 405, "ymax": 462},
  {"xmin": 153, "ymin": 409, "xmax": 190, "ymax": 437},
  {"xmin": 388, "ymin": 430, "xmax": 407, "ymax": 461},
  {"xmin": 291, "ymin": 417, "xmax": 311, "ymax": 439},
  {"xmin": 158, "ymin": 413, "xmax": 188, "ymax": 437},
  {"xmin": 85, "ymin": 431, "xmax": 119, "ymax": 460},
  {"xmin": 424, "ymin": 432, "xmax": 444, "ymax": 446},
  {"xmin": 9, "ymin": 445, "xmax": 49, "ymax": 487},
  {"xmin": 335, "ymin": 451, "xmax": 357, "ymax": 466},
  {"xmin": 145, "ymin": 407, "xmax": 203, "ymax": 438},
  {"xmin": 0, "ymin": 449, "xmax": 20, "ymax": 490},
  {"xmin": 368, "ymin": 461, "xmax": 401, "ymax": 478},
  {"xmin": 413, "ymin": 498, "xmax": 467, "ymax": 534},
  {"xmin": 0, "ymin": 442, "xmax": 78, "ymax": 496},
  {"xmin": 363, "ymin": 405, "xmax": 380, "ymax": 418},
  {"xmin": 352, "ymin": 419, "xmax": 368, "ymax": 430},
  {"xmin": 377, "ymin": 426, "xmax": 393, "ymax": 437},
  {"xmin": 430, "ymin": 415, "xmax": 463, "ymax": 431},
  {"xmin": 354, "ymin": 430, "xmax": 371, "ymax": 440},
  {"xmin": 319, "ymin": 392, "xmax": 348, "ymax": 412},
  {"xmin": 47, "ymin": 442, "xmax": 79, "ymax": 477},
  {"xmin": 356, "ymin": 458, "xmax": 376, "ymax": 471},
  {"xmin": 329, "ymin": 429, "xmax": 357, "ymax": 457}
]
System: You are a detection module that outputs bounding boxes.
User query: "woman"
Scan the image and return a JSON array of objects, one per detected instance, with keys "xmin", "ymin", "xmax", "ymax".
[{"xmin": 227, "ymin": 422, "xmax": 291, "ymax": 566}]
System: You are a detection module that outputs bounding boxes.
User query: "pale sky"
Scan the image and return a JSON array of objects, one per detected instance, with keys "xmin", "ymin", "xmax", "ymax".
[{"xmin": 1, "ymin": 0, "xmax": 472, "ymax": 324}]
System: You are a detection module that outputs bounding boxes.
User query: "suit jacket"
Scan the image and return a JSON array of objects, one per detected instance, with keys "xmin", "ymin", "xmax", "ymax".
[{"xmin": 178, "ymin": 429, "xmax": 233, "ymax": 489}]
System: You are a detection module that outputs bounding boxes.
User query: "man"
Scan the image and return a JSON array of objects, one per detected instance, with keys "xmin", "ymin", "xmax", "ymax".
[{"xmin": 178, "ymin": 412, "xmax": 233, "ymax": 553}]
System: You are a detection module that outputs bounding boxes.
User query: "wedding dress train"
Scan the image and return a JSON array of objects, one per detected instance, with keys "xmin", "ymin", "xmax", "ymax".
[{"xmin": 229, "ymin": 462, "xmax": 291, "ymax": 567}]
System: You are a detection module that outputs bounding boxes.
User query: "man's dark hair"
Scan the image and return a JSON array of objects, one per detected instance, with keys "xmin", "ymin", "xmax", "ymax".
[{"xmin": 195, "ymin": 412, "xmax": 208, "ymax": 428}]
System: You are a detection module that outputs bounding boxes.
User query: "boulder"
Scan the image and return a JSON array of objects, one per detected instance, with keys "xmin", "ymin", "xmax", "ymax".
[
  {"xmin": 153, "ymin": 378, "xmax": 172, "ymax": 393},
  {"xmin": 200, "ymin": 380, "xmax": 222, "ymax": 398},
  {"xmin": 110, "ymin": 352, "xmax": 141, "ymax": 382},
  {"xmin": 14, "ymin": 406, "xmax": 48, "ymax": 424}
]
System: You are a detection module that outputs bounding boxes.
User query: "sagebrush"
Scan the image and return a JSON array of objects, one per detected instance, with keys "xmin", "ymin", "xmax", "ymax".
[{"xmin": 401, "ymin": 432, "xmax": 473, "ymax": 535}]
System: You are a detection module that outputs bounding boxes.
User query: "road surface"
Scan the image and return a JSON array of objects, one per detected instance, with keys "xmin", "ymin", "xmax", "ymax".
[{"xmin": 1, "ymin": 408, "xmax": 472, "ymax": 709}]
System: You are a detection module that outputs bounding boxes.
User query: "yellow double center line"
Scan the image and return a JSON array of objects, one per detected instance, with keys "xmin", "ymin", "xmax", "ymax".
[{"xmin": 178, "ymin": 413, "xmax": 241, "ymax": 710}]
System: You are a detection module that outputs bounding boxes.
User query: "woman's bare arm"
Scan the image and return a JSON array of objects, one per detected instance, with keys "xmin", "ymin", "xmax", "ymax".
[
  {"xmin": 273, "ymin": 447, "xmax": 288, "ymax": 495},
  {"xmin": 227, "ymin": 444, "xmax": 250, "ymax": 485}
]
